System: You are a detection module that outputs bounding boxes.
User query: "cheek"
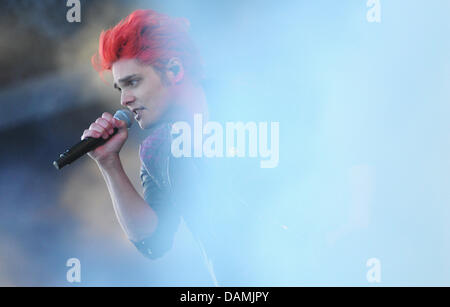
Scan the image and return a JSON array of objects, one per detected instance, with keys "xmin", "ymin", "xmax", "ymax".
[
  {"xmin": 140, "ymin": 80, "xmax": 166, "ymax": 104},
  {"xmin": 153, "ymin": 86, "xmax": 172, "ymax": 109}
]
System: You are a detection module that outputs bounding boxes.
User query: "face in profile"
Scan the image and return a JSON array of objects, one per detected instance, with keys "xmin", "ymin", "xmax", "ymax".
[{"xmin": 112, "ymin": 58, "xmax": 175, "ymax": 129}]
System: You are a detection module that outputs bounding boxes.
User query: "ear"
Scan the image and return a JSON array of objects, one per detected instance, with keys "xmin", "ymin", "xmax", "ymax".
[{"xmin": 165, "ymin": 57, "xmax": 185, "ymax": 85}]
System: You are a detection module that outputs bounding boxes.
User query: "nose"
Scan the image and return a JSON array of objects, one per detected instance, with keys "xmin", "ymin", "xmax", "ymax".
[{"xmin": 121, "ymin": 91, "xmax": 136, "ymax": 107}]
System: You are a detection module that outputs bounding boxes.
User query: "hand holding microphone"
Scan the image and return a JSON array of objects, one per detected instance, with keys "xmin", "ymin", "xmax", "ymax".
[{"xmin": 53, "ymin": 109, "xmax": 133, "ymax": 170}]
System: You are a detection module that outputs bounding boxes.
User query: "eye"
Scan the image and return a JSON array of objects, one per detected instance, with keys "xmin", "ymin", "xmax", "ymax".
[{"xmin": 128, "ymin": 79, "xmax": 139, "ymax": 87}]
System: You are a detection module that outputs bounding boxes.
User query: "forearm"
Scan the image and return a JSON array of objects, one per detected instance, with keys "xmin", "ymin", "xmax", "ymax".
[{"xmin": 97, "ymin": 154, "xmax": 158, "ymax": 242}]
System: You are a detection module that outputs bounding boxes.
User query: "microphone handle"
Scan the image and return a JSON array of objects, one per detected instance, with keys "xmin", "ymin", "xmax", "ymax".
[{"xmin": 53, "ymin": 127, "xmax": 118, "ymax": 170}]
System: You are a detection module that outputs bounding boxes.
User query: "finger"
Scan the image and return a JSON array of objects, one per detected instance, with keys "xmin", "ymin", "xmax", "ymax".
[
  {"xmin": 82, "ymin": 129, "xmax": 101, "ymax": 140},
  {"xmin": 113, "ymin": 118, "xmax": 126, "ymax": 128},
  {"xmin": 89, "ymin": 123, "xmax": 109, "ymax": 139},
  {"xmin": 95, "ymin": 118, "xmax": 114, "ymax": 135},
  {"xmin": 101, "ymin": 112, "xmax": 113, "ymax": 122},
  {"xmin": 89, "ymin": 123, "xmax": 104, "ymax": 134},
  {"xmin": 81, "ymin": 129, "xmax": 88, "ymax": 140},
  {"xmin": 102, "ymin": 112, "xmax": 117, "ymax": 134}
]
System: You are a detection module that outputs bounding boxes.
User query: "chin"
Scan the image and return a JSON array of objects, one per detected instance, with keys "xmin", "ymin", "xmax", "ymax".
[
  {"xmin": 137, "ymin": 122, "xmax": 146, "ymax": 129},
  {"xmin": 139, "ymin": 120, "xmax": 150, "ymax": 129},
  {"xmin": 139, "ymin": 113, "xmax": 165, "ymax": 130},
  {"xmin": 139, "ymin": 119, "xmax": 157, "ymax": 130}
]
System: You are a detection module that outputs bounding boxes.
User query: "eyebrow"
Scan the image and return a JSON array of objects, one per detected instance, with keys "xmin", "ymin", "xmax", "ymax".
[{"xmin": 113, "ymin": 74, "xmax": 139, "ymax": 89}]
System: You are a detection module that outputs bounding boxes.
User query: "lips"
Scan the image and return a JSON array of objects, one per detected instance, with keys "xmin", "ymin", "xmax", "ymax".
[
  {"xmin": 131, "ymin": 107, "xmax": 145, "ymax": 120},
  {"xmin": 131, "ymin": 107, "xmax": 144, "ymax": 114}
]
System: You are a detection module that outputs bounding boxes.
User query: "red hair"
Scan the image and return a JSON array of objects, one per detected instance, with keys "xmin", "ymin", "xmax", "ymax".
[{"xmin": 92, "ymin": 9, "xmax": 203, "ymax": 80}]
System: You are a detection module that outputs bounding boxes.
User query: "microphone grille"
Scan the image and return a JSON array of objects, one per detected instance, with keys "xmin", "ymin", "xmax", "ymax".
[{"xmin": 113, "ymin": 109, "xmax": 133, "ymax": 128}]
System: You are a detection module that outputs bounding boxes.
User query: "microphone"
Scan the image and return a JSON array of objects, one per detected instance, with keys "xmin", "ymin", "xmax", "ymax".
[{"xmin": 53, "ymin": 109, "xmax": 133, "ymax": 170}]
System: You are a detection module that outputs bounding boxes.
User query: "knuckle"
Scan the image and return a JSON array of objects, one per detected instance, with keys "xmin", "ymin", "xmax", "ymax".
[
  {"xmin": 105, "ymin": 120, "xmax": 113, "ymax": 129},
  {"xmin": 102, "ymin": 112, "xmax": 112, "ymax": 120},
  {"xmin": 91, "ymin": 123, "xmax": 102, "ymax": 131},
  {"xmin": 96, "ymin": 118, "xmax": 108, "ymax": 128}
]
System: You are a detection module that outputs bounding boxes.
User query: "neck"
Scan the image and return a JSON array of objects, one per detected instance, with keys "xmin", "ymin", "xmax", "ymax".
[{"xmin": 166, "ymin": 77, "xmax": 208, "ymax": 123}]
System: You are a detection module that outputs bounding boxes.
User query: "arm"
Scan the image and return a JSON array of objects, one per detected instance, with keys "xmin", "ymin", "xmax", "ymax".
[
  {"xmin": 97, "ymin": 155, "xmax": 158, "ymax": 242},
  {"xmin": 82, "ymin": 113, "xmax": 180, "ymax": 258},
  {"xmin": 81, "ymin": 112, "xmax": 158, "ymax": 242}
]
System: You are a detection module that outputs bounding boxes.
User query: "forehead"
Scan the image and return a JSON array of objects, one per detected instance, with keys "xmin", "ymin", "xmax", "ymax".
[{"xmin": 112, "ymin": 58, "xmax": 144, "ymax": 81}]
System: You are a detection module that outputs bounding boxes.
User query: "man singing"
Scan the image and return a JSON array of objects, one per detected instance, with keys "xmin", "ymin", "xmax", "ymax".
[{"xmin": 82, "ymin": 9, "xmax": 256, "ymax": 285}]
